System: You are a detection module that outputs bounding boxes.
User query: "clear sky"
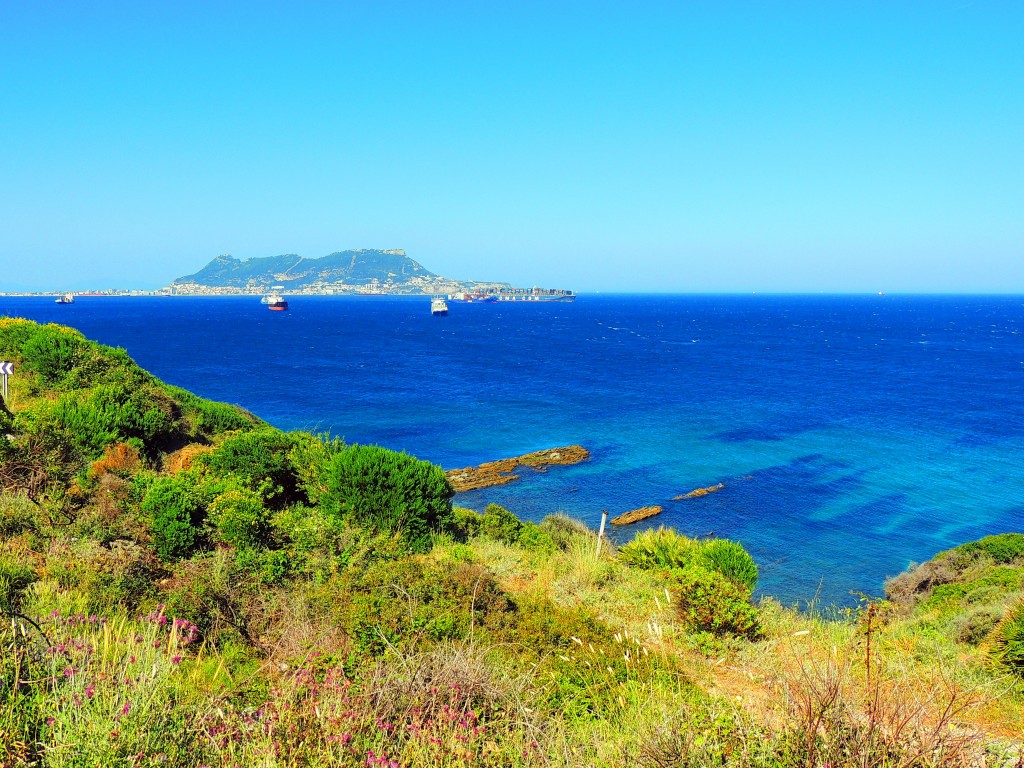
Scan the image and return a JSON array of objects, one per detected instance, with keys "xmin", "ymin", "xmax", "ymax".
[{"xmin": 1, "ymin": 1, "xmax": 1021, "ymax": 293}]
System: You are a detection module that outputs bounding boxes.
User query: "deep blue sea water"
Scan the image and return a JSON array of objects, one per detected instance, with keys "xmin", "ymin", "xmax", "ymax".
[{"xmin": 4, "ymin": 294, "xmax": 1023, "ymax": 605}]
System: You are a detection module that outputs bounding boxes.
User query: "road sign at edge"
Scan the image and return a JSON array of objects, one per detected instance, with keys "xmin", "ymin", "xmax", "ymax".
[{"xmin": 0, "ymin": 362, "xmax": 13, "ymax": 375}]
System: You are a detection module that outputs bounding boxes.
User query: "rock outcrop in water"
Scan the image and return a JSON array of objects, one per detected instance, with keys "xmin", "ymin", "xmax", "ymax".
[
  {"xmin": 446, "ymin": 445, "xmax": 590, "ymax": 492},
  {"xmin": 610, "ymin": 505, "xmax": 663, "ymax": 525},
  {"xmin": 673, "ymin": 482, "xmax": 725, "ymax": 500}
]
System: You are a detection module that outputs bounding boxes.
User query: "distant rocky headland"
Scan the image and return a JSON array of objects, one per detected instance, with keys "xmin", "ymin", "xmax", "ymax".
[{"xmin": 168, "ymin": 249, "xmax": 514, "ymax": 296}]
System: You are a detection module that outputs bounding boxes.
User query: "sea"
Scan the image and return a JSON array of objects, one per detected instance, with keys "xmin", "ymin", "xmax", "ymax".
[{"xmin": 4, "ymin": 293, "xmax": 1023, "ymax": 606}]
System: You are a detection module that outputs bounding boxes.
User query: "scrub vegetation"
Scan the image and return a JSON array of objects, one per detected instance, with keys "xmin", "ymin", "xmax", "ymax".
[{"xmin": 1, "ymin": 318, "xmax": 1022, "ymax": 766}]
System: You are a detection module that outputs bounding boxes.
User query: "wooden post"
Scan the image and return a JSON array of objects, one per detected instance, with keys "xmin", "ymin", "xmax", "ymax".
[{"xmin": 595, "ymin": 509, "xmax": 609, "ymax": 557}]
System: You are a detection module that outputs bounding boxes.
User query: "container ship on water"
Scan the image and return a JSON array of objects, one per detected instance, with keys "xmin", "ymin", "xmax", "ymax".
[
  {"xmin": 448, "ymin": 288, "xmax": 575, "ymax": 303},
  {"xmin": 496, "ymin": 288, "xmax": 574, "ymax": 302}
]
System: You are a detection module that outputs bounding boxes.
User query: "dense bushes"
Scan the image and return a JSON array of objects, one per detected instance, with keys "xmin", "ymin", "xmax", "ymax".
[
  {"xmin": 451, "ymin": 504, "xmax": 556, "ymax": 553},
  {"xmin": 618, "ymin": 526, "xmax": 759, "ymax": 637},
  {"xmin": 302, "ymin": 442, "xmax": 454, "ymax": 553},
  {"xmin": 200, "ymin": 427, "xmax": 305, "ymax": 508},
  {"xmin": 987, "ymin": 598, "xmax": 1024, "ymax": 677},
  {"xmin": 958, "ymin": 533, "xmax": 1024, "ymax": 565},
  {"xmin": 40, "ymin": 383, "xmax": 175, "ymax": 460},
  {"xmin": 700, "ymin": 538, "xmax": 759, "ymax": 592},
  {"xmin": 18, "ymin": 323, "xmax": 89, "ymax": 386},
  {"xmin": 674, "ymin": 565, "xmax": 759, "ymax": 638},
  {"xmin": 143, "ymin": 472, "xmax": 213, "ymax": 561},
  {"xmin": 619, "ymin": 526, "xmax": 699, "ymax": 570},
  {"xmin": 619, "ymin": 526, "xmax": 759, "ymax": 590}
]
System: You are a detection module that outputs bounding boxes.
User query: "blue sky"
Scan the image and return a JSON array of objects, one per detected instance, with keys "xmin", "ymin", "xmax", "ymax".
[{"xmin": 1, "ymin": 1, "xmax": 1021, "ymax": 292}]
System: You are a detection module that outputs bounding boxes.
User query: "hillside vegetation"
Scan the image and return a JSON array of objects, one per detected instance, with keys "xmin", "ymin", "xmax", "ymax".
[{"xmin": 1, "ymin": 318, "xmax": 1022, "ymax": 767}]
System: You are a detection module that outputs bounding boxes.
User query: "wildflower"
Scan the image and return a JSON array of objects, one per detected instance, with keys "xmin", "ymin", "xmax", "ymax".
[
  {"xmin": 122, "ymin": 701, "xmax": 132, "ymax": 716},
  {"xmin": 171, "ymin": 655, "xmax": 182, "ymax": 664},
  {"xmin": 46, "ymin": 717, "xmax": 55, "ymax": 726},
  {"xmin": 85, "ymin": 685, "xmax": 96, "ymax": 699}
]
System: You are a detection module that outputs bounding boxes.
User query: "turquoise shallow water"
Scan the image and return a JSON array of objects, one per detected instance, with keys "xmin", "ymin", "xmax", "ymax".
[{"xmin": 5, "ymin": 293, "xmax": 1023, "ymax": 605}]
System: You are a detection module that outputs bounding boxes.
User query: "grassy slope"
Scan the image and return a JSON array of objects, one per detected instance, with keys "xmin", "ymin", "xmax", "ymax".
[{"xmin": 1, "ymin": 319, "xmax": 1022, "ymax": 767}]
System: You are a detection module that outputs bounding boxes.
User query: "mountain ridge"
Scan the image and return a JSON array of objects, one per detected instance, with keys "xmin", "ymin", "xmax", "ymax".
[{"xmin": 172, "ymin": 248, "xmax": 444, "ymax": 291}]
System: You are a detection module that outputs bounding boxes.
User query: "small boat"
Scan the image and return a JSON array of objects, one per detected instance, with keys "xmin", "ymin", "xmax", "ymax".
[
  {"xmin": 55, "ymin": 293, "xmax": 74, "ymax": 304},
  {"xmin": 265, "ymin": 293, "xmax": 288, "ymax": 311},
  {"xmin": 431, "ymin": 296, "xmax": 448, "ymax": 316}
]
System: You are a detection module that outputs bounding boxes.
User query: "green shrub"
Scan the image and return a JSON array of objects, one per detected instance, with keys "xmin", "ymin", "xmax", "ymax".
[
  {"xmin": 334, "ymin": 558, "xmax": 514, "ymax": 655},
  {"xmin": 619, "ymin": 526, "xmax": 699, "ymax": 570},
  {"xmin": 955, "ymin": 605, "xmax": 1003, "ymax": 645},
  {"xmin": 517, "ymin": 522, "xmax": 556, "ymax": 554},
  {"xmin": 0, "ymin": 317, "xmax": 39, "ymax": 360},
  {"xmin": 0, "ymin": 557, "xmax": 35, "ymax": 615},
  {"xmin": 0, "ymin": 492, "xmax": 37, "ymax": 537},
  {"xmin": 143, "ymin": 472, "xmax": 212, "ymax": 561},
  {"xmin": 208, "ymin": 487, "xmax": 271, "ymax": 550},
  {"xmin": 450, "ymin": 506, "xmax": 483, "ymax": 539},
  {"xmin": 479, "ymin": 503, "xmax": 522, "ymax": 544},
  {"xmin": 304, "ymin": 443, "xmax": 454, "ymax": 554},
  {"xmin": 201, "ymin": 427, "xmax": 304, "ymax": 508},
  {"xmin": 957, "ymin": 533, "xmax": 1024, "ymax": 565},
  {"xmin": 673, "ymin": 564, "xmax": 759, "ymax": 638},
  {"xmin": 700, "ymin": 538, "xmax": 759, "ymax": 591},
  {"xmin": 165, "ymin": 386, "xmax": 259, "ymax": 436},
  {"xmin": 988, "ymin": 598, "xmax": 1024, "ymax": 677},
  {"xmin": 19, "ymin": 324, "xmax": 88, "ymax": 386},
  {"xmin": 539, "ymin": 513, "xmax": 593, "ymax": 551},
  {"xmin": 24, "ymin": 382, "xmax": 177, "ymax": 465}
]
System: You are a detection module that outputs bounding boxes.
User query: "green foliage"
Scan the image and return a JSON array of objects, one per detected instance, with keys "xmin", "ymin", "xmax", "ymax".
[
  {"xmin": 700, "ymin": 538, "xmax": 759, "ymax": 591},
  {"xmin": 0, "ymin": 557, "xmax": 35, "ymax": 615},
  {"xmin": 161, "ymin": 385, "xmax": 259, "ymax": 437},
  {"xmin": 957, "ymin": 533, "xmax": 1024, "ymax": 565},
  {"xmin": 517, "ymin": 522, "xmax": 556, "ymax": 554},
  {"xmin": 479, "ymin": 503, "xmax": 522, "ymax": 544},
  {"xmin": 620, "ymin": 527, "xmax": 760, "ymax": 592},
  {"xmin": 619, "ymin": 526, "xmax": 699, "ymax": 570},
  {"xmin": 988, "ymin": 598, "xmax": 1024, "ymax": 676},
  {"xmin": 330, "ymin": 558, "xmax": 515, "ymax": 656},
  {"xmin": 450, "ymin": 506, "xmax": 482, "ymax": 538},
  {"xmin": 539, "ymin": 512, "xmax": 593, "ymax": 551},
  {"xmin": 208, "ymin": 487, "xmax": 271, "ymax": 550},
  {"xmin": 0, "ymin": 317, "xmax": 39, "ymax": 360},
  {"xmin": 673, "ymin": 564, "xmax": 759, "ymax": 638},
  {"xmin": 201, "ymin": 427, "xmax": 304, "ymax": 507},
  {"xmin": 143, "ymin": 472, "xmax": 212, "ymax": 561},
  {"xmin": 0, "ymin": 492, "xmax": 37, "ymax": 537},
  {"xmin": 451, "ymin": 505, "xmax": 554, "ymax": 553},
  {"xmin": 305, "ymin": 443, "xmax": 454, "ymax": 554},
  {"xmin": 19, "ymin": 323, "xmax": 89, "ymax": 386},
  {"xmin": 39, "ymin": 382, "xmax": 175, "ymax": 460}
]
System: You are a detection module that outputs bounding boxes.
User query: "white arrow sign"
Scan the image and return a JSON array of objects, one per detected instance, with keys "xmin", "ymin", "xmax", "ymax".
[{"xmin": 0, "ymin": 362, "xmax": 12, "ymax": 375}]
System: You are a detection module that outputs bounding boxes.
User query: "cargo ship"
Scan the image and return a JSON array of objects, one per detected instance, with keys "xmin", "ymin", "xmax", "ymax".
[
  {"xmin": 55, "ymin": 293, "xmax": 75, "ymax": 304},
  {"xmin": 264, "ymin": 293, "xmax": 288, "ymax": 311},
  {"xmin": 496, "ymin": 288, "xmax": 575, "ymax": 302},
  {"xmin": 447, "ymin": 291, "xmax": 498, "ymax": 303}
]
